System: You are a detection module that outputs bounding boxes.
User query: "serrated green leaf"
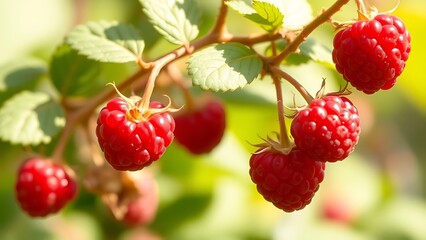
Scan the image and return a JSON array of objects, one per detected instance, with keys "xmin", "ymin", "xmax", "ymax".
[
  {"xmin": 140, "ymin": 0, "xmax": 200, "ymax": 45},
  {"xmin": 226, "ymin": 0, "xmax": 284, "ymax": 32},
  {"xmin": 252, "ymin": 0, "xmax": 284, "ymax": 32},
  {"xmin": 66, "ymin": 21, "xmax": 145, "ymax": 63},
  {"xmin": 50, "ymin": 43, "xmax": 103, "ymax": 97},
  {"xmin": 0, "ymin": 59, "xmax": 46, "ymax": 102},
  {"xmin": 0, "ymin": 91, "xmax": 65, "ymax": 145},
  {"xmin": 187, "ymin": 43, "xmax": 263, "ymax": 92}
]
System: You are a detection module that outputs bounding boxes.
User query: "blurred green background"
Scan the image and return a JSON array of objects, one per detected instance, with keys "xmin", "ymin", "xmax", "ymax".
[{"xmin": 1, "ymin": 0, "xmax": 426, "ymax": 239}]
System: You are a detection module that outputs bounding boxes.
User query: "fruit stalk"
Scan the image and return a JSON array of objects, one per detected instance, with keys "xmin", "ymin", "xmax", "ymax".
[
  {"xmin": 355, "ymin": 0, "xmax": 366, "ymax": 13},
  {"xmin": 271, "ymin": 66, "xmax": 314, "ymax": 103},
  {"xmin": 272, "ymin": 74, "xmax": 290, "ymax": 148},
  {"xmin": 138, "ymin": 55, "xmax": 175, "ymax": 111}
]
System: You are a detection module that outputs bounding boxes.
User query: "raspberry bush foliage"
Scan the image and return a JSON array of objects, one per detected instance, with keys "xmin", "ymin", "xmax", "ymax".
[{"xmin": 0, "ymin": 0, "xmax": 415, "ymax": 239}]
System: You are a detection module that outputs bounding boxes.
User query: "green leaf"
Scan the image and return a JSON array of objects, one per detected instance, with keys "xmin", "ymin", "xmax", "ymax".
[
  {"xmin": 50, "ymin": 43, "xmax": 103, "ymax": 97},
  {"xmin": 225, "ymin": 0, "xmax": 256, "ymax": 15},
  {"xmin": 252, "ymin": 0, "xmax": 284, "ymax": 32},
  {"xmin": 298, "ymin": 38, "xmax": 333, "ymax": 66},
  {"xmin": 187, "ymin": 43, "xmax": 263, "ymax": 92},
  {"xmin": 0, "ymin": 91, "xmax": 65, "ymax": 145},
  {"xmin": 66, "ymin": 21, "xmax": 145, "ymax": 63},
  {"xmin": 0, "ymin": 59, "xmax": 46, "ymax": 102},
  {"xmin": 226, "ymin": 0, "xmax": 284, "ymax": 32},
  {"xmin": 140, "ymin": 0, "xmax": 200, "ymax": 45}
]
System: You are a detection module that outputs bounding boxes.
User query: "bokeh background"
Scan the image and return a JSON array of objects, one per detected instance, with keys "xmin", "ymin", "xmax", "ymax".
[{"xmin": 1, "ymin": 0, "xmax": 426, "ymax": 239}]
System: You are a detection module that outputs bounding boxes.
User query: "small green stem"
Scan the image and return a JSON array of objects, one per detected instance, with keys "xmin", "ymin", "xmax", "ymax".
[{"xmin": 272, "ymin": 74, "xmax": 290, "ymax": 148}]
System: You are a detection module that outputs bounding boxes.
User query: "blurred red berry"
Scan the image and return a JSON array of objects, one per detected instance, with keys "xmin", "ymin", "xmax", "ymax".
[
  {"xmin": 122, "ymin": 174, "xmax": 159, "ymax": 226},
  {"xmin": 174, "ymin": 98, "xmax": 226, "ymax": 154},
  {"xmin": 15, "ymin": 157, "xmax": 77, "ymax": 217},
  {"xmin": 322, "ymin": 196, "xmax": 355, "ymax": 224}
]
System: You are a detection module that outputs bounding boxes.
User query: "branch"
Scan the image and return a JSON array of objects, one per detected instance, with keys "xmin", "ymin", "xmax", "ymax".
[
  {"xmin": 211, "ymin": 0, "xmax": 229, "ymax": 37},
  {"xmin": 271, "ymin": 0, "xmax": 350, "ymax": 65}
]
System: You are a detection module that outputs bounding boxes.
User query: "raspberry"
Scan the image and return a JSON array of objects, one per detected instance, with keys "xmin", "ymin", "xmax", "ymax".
[
  {"xmin": 332, "ymin": 14, "xmax": 411, "ymax": 94},
  {"xmin": 290, "ymin": 96, "xmax": 360, "ymax": 162},
  {"xmin": 322, "ymin": 196, "xmax": 355, "ymax": 224},
  {"xmin": 173, "ymin": 98, "xmax": 226, "ymax": 154},
  {"xmin": 122, "ymin": 174, "xmax": 159, "ymax": 226},
  {"xmin": 249, "ymin": 148, "xmax": 325, "ymax": 212},
  {"xmin": 96, "ymin": 97, "xmax": 175, "ymax": 171},
  {"xmin": 15, "ymin": 157, "xmax": 77, "ymax": 217}
]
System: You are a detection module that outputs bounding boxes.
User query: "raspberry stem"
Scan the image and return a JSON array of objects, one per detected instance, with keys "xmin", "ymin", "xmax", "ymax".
[
  {"xmin": 51, "ymin": 112, "xmax": 76, "ymax": 163},
  {"xmin": 272, "ymin": 74, "xmax": 291, "ymax": 148},
  {"xmin": 271, "ymin": 66, "xmax": 314, "ymax": 103},
  {"xmin": 138, "ymin": 55, "xmax": 175, "ymax": 113},
  {"xmin": 355, "ymin": 0, "xmax": 373, "ymax": 20},
  {"xmin": 355, "ymin": 0, "xmax": 368, "ymax": 17}
]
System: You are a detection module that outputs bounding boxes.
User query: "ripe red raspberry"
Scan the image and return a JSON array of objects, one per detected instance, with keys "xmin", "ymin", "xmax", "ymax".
[
  {"xmin": 290, "ymin": 96, "xmax": 360, "ymax": 162},
  {"xmin": 249, "ymin": 148, "xmax": 325, "ymax": 212},
  {"xmin": 96, "ymin": 97, "xmax": 175, "ymax": 171},
  {"xmin": 15, "ymin": 157, "xmax": 77, "ymax": 217},
  {"xmin": 173, "ymin": 98, "xmax": 226, "ymax": 154},
  {"xmin": 332, "ymin": 14, "xmax": 411, "ymax": 94},
  {"xmin": 122, "ymin": 174, "xmax": 159, "ymax": 226}
]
